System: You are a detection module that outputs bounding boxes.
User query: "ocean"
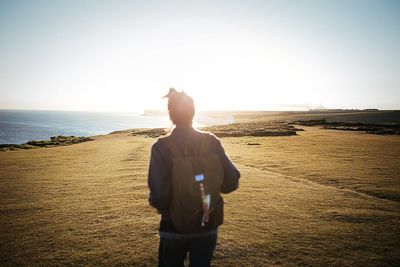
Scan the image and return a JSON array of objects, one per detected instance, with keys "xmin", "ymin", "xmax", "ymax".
[{"xmin": 0, "ymin": 110, "xmax": 172, "ymax": 144}]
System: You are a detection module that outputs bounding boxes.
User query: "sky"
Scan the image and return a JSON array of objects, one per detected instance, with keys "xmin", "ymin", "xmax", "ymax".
[{"xmin": 0, "ymin": 0, "xmax": 399, "ymax": 112}]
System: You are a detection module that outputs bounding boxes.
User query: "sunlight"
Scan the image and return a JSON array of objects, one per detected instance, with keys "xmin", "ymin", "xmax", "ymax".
[{"xmin": 64, "ymin": 17, "xmax": 337, "ymax": 112}]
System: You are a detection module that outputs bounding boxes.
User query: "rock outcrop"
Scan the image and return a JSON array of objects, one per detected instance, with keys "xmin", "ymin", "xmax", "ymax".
[
  {"xmin": 0, "ymin": 136, "xmax": 94, "ymax": 151},
  {"xmin": 127, "ymin": 121, "xmax": 302, "ymax": 138},
  {"xmin": 291, "ymin": 119, "xmax": 400, "ymax": 135}
]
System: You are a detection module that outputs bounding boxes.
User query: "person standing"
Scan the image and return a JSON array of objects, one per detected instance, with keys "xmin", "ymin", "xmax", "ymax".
[{"xmin": 148, "ymin": 88, "xmax": 240, "ymax": 267}]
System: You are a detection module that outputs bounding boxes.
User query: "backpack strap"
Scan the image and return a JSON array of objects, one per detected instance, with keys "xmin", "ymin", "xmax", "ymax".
[
  {"xmin": 163, "ymin": 137, "xmax": 183, "ymax": 157},
  {"xmin": 200, "ymin": 134, "xmax": 210, "ymax": 155}
]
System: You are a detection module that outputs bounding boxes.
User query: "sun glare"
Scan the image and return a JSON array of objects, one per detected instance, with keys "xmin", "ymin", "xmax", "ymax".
[
  {"xmin": 173, "ymin": 39, "xmax": 332, "ymax": 112},
  {"xmin": 77, "ymin": 17, "xmax": 338, "ymax": 113}
]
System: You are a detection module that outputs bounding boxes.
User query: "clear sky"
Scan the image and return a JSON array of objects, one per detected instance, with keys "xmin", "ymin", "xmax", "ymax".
[{"xmin": 0, "ymin": 0, "xmax": 399, "ymax": 112}]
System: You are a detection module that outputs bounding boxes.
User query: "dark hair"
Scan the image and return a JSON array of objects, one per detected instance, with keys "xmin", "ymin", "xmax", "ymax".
[{"xmin": 164, "ymin": 88, "xmax": 195, "ymax": 125}]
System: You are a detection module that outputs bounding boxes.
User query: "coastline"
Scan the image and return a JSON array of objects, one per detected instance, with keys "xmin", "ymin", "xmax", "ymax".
[
  {"xmin": 2, "ymin": 111, "xmax": 399, "ymax": 151},
  {"xmin": 0, "ymin": 109, "xmax": 170, "ymax": 145}
]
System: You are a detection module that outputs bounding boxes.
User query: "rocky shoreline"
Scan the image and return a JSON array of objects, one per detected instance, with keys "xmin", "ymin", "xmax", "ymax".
[
  {"xmin": 0, "ymin": 135, "xmax": 94, "ymax": 152},
  {"xmin": 125, "ymin": 121, "xmax": 303, "ymax": 138},
  {"xmin": 291, "ymin": 119, "xmax": 400, "ymax": 135},
  {"xmin": 2, "ymin": 118, "xmax": 397, "ymax": 152}
]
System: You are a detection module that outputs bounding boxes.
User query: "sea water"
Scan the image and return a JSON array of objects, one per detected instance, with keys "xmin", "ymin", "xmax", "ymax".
[{"xmin": 0, "ymin": 110, "xmax": 171, "ymax": 144}]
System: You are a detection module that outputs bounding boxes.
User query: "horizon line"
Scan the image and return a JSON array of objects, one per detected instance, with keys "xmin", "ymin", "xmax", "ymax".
[{"xmin": 0, "ymin": 107, "xmax": 397, "ymax": 113}]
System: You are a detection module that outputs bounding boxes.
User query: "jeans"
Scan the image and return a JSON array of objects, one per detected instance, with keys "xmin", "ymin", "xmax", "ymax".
[{"xmin": 158, "ymin": 233, "xmax": 218, "ymax": 267}]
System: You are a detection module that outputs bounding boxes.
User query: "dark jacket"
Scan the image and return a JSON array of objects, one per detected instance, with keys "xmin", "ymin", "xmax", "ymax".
[{"xmin": 147, "ymin": 125, "xmax": 240, "ymax": 233}]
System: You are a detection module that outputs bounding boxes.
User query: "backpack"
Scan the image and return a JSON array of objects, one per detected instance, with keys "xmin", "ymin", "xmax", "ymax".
[{"xmin": 161, "ymin": 133, "xmax": 224, "ymax": 233}]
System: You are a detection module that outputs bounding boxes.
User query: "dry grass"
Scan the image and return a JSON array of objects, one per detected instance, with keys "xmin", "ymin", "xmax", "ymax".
[
  {"xmin": 224, "ymin": 127, "xmax": 400, "ymax": 202},
  {"xmin": 0, "ymin": 134, "xmax": 158, "ymax": 266},
  {"xmin": 1, "ymin": 127, "xmax": 399, "ymax": 266}
]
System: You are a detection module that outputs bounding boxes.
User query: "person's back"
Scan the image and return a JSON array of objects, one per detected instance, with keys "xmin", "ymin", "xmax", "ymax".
[{"xmin": 148, "ymin": 88, "xmax": 240, "ymax": 267}]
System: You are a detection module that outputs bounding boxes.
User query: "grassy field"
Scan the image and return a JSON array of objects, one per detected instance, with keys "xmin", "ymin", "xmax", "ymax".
[{"xmin": 1, "ymin": 123, "xmax": 399, "ymax": 266}]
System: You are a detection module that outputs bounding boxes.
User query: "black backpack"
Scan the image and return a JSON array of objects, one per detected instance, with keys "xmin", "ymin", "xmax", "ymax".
[{"xmin": 160, "ymin": 133, "xmax": 224, "ymax": 233}]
